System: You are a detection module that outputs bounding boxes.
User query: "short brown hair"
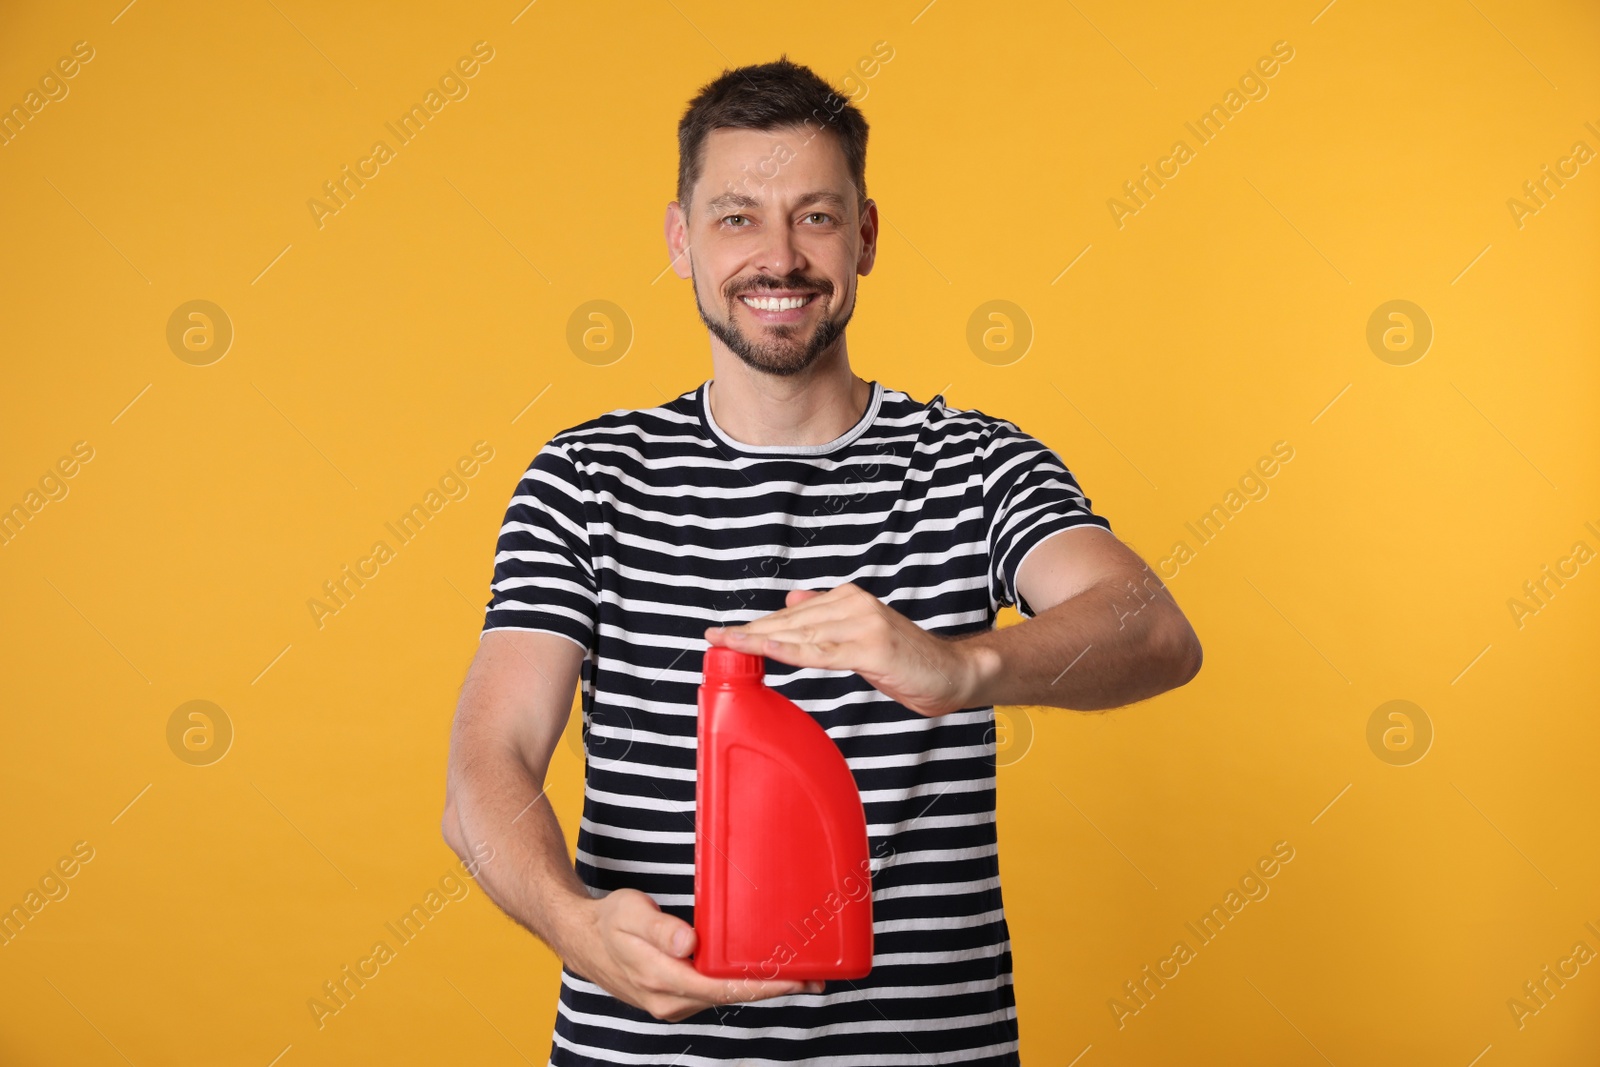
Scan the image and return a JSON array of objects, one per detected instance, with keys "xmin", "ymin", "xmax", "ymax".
[{"xmin": 676, "ymin": 55, "xmax": 869, "ymax": 215}]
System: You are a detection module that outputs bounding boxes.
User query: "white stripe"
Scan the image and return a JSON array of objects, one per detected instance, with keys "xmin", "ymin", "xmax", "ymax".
[
  {"xmin": 584, "ymin": 646, "xmax": 991, "ymax": 698},
  {"xmin": 585, "ymin": 785, "xmax": 692, "ymax": 812},
  {"xmin": 583, "ymin": 750, "xmax": 996, "ymax": 786},
  {"xmin": 580, "ymin": 817, "xmax": 692, "ymax": 844},
  {"xmin": 635, "ymin": 892, "xmax": 693, "ymax": 906},
  {"xmin": 577, "ymin": 807, "xmax": 996, "ymax": 845},
  {"xmin": 873, "ymin": 876, "xmax": 1001, "ymax": 901},
  {"xmin": 859, "ymin": 776, "xmax": 995, "ymax": 805},
  {"xmin": 489, "ymin": 575, "xmax": 597, "ymax": 606},
  {"xmin": 601, "ymin": 508, "xmax": 985, "ymax": 563},
  {"xmin": 877, "ymin": 843, "xmax": 997, "ymax": 867},
  {"xmin": 551, "ymin": 1030, "xmax": 1016, "ymax": 1067},
  {"xmin": 870, "ymin": 937, "xmax": 1012, "ymax": 966},
  {"xmin": 562, "ymin": 970, "xmax": 1012, "ymax": 1004},
  {"xmin": 875, "ymin": 907, "xmax": 1006, "ymax": 933},
  {"xmin": 566, "ymin": 886, "xmax": 1007, "ymax": 912},
  {"xmin": 575, "ymin": 849, "xmax": 690, "ymax": 875},
  {"xmin": 562, "ymin": 448, "xmax": 920, "ymax": 493},
  {"xmin": 582, "ymin": 707, "xmax": 991, "ymax": 744},
  {"xmin": 845, "ymin": 744, "xmax": 993, "ymax": 771},
  {"xmin": 581, "ymin": 722, "xmax": 991, "ymax": 771},
  {"xmin": 555, "ymin": 1000, "xmax": 1016, "ymax": 1042},
  {"xmin": 589, "ymin": 546, "xmax": 989, "ymax": 593},
  {"xmin": 833, "ymin": 708, "xmax": 992, "ymax": 737},
  {"xmin": 587, "ymin": 756, "xmax": 694, "ymax": 782},
  {"xmin": 574, "ymin": 842, "xmax": 995, "ymax": 878},
  {"xmin": 871, "ymin": 809, "xmax": 995, "ymax": 836},
  {"xmin": 583, "ymin": 772, "xmax": 995, "ymax": 811},
  {"xmin": 982, "ymin": 431, "xmax": 1051, "ymax": 493}
]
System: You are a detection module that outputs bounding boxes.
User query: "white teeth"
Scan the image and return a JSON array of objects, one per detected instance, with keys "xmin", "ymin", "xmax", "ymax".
[{"xmin": 741, "ymin": 294, "xmax": 811, "ymax": 311}]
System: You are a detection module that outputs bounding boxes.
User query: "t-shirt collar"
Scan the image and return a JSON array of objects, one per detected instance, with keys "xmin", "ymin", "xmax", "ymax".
[{"xmin": 698, "ymin": 378, "xmax": 882, "ymax": 457}]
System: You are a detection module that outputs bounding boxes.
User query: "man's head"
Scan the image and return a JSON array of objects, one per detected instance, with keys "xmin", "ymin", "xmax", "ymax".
[{"xmin": 666, "ymin": 56, "xmax": 877, "ymax": 378}]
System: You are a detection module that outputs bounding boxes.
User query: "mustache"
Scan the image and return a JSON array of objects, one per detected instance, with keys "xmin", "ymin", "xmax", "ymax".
[{"xmin": 727, "ymin": 276, "xmax": 834, "ymax": 300}]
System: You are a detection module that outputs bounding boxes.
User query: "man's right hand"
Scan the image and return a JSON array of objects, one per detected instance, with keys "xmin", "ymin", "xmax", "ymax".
[
  {"xmin": 560, "ymin": 887, "xmax": 824, "ymax": 1023},
  {"xmin": 445, "ymin": 631, "xmax": 822, "ymax": 1024}
]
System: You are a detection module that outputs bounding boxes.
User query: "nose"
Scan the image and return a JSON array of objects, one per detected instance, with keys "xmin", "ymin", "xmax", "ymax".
[{"xmin": 757, "ymin": 217, "xmax": 807, "ymax": 278}]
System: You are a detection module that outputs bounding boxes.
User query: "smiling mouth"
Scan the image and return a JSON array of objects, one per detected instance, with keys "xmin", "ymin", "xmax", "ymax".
[{"xmin": 738, "ymin": 292, "xmax": 821, "ymax": 312}]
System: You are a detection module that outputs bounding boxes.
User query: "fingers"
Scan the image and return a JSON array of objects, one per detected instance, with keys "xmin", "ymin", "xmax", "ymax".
[
  {"xmin": 658, "ymin": 977, "xmax": 823, "ymax": 1023},
  {"xmin": 708, "ymin": 583, "xmax": 864, "ymax": 639},
  {"xmin": 609, "ymin": 894, "xmax": 808, "ymax": 998},
  {"xmin": 622, "ymin": 942, "xmax": 816, "ymax": 1021},
  {"xmin": 711, "ymin": 595, "xmax": 868, "ymax": 647},
  {"xmin": 717, "ymin": 622, "xmax": 862, "ymax": 669},
  {"xmin": 744, "ymin": 602, "xmax": 897, "ymax": 656},
  {"xmin": 706, "ymin": 586, "xmax": 925, "ymax": 676},
  {"xmin": 659, "ymin": 958, "xmax": 818, "ymax": 1006},
  {"xmin": 597, "ymin": 890, "xmax": 831, "ymax": 1022}
]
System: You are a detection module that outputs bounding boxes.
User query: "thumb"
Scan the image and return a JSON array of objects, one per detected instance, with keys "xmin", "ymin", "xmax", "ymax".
[
  {"xmin": 786, "ymin": 588, "xmax": 825, "ymax": 606},
  {"xmin": 655, "ymin": 915, "xmax": 697, "ymax": 958}
]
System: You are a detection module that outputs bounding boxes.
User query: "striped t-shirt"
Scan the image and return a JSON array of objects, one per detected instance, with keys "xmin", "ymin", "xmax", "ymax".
[{"xmin": 481, "ymin": 377, "xmax": 1113, "ymax": 1065}]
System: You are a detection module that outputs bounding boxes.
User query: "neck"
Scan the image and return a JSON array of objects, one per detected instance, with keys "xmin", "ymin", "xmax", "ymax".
[{"xmin": 706, "ymin": 350, "xmax": 871, "ymax": 448}]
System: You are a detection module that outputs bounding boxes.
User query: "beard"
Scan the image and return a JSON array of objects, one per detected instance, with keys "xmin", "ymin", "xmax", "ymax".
[{"xmin": 693, "ymin": 267, "xmax": 854, "ymax": 377}]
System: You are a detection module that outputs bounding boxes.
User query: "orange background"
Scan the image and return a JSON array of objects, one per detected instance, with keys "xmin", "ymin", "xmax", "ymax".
[{"xmin": 2, "ymin": 1, "xmax": 1597, "ymax": 1063}]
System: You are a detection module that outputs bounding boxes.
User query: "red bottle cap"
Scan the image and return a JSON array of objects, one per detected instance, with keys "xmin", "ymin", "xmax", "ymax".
[{"xmin": 704, "ymin": 647, "xmax": 764, "ymax": 682}]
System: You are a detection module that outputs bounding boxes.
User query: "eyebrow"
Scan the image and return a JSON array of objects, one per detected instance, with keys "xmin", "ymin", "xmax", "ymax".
[{"xmin": 703, "ymin": 190, "xmax": 849, "ymax": 216}]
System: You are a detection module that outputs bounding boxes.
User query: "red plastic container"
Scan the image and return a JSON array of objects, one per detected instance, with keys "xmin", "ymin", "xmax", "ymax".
[{"xmin": 693, "ymin": 647, "xmax": 874, "ymax": 980}]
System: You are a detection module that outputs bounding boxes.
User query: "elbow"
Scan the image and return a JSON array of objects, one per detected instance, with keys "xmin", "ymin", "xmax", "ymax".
[
  {"xmin": 1176, "ymin": 630, "xmax": 1203, "ymax": 688},
  {"xmin": 441, "ymin": 787, "xmax": 468, "ymax": 861},
  {"xmin": 1161, "ymin": 616, "xmax": 1203, "ymax": 690},
  {"xmin": 1177, "ymin": 635, "xmax": 1203, "ymax": 687}
]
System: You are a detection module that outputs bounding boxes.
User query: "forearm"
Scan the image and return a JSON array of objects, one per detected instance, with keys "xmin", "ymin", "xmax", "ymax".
[
  {"xmin": 953, "ymin": 582, "xmax": 1198, "ymax": 712},
  {"xmin": 448, "ymin": 743, "xmax": 594, "ymax": 960}
]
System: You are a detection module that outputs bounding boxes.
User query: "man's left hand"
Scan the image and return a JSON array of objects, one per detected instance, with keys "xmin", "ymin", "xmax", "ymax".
[{"xmin": 705, "ymin": 583, "xmax": 987, "ymax": 718}]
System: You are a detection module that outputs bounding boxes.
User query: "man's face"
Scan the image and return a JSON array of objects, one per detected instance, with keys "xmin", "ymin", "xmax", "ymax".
[{"xmin": 668, "ymin": 125, "xmax": 877, "ymax": 377}]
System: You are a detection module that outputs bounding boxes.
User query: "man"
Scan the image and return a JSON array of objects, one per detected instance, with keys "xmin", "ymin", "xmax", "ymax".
[{"xmin": 443, "ymin": 56, "xmax": 1202, "ymax": 1064}]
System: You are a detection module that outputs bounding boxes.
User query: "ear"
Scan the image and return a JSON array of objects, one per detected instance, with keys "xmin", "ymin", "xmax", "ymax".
[
  {"xmin": 856, "ymin": 198, "xmax": 878, "ymax": 278},
  {"xmin": 664, "ymin": 201, "xmax": 693, "ymax": 279}
]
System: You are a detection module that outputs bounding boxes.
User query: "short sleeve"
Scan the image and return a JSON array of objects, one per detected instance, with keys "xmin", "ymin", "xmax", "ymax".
[
  {"xmin": 481, "ymin": 440, "xmax": 599, "ymax": 651},
  {"xmin": 985, "ymin": 421, "xmax": 1112, "ymax": 617}
]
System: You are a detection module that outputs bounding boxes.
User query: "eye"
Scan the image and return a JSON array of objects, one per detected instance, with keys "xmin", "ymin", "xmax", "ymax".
[
  {"xmin": 722, "ymin": 214, "xmax": 749, "ymax": 227},
  {"xmin": 804, "ymin": 212, "xmax": 833, "ymax": 224}
]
